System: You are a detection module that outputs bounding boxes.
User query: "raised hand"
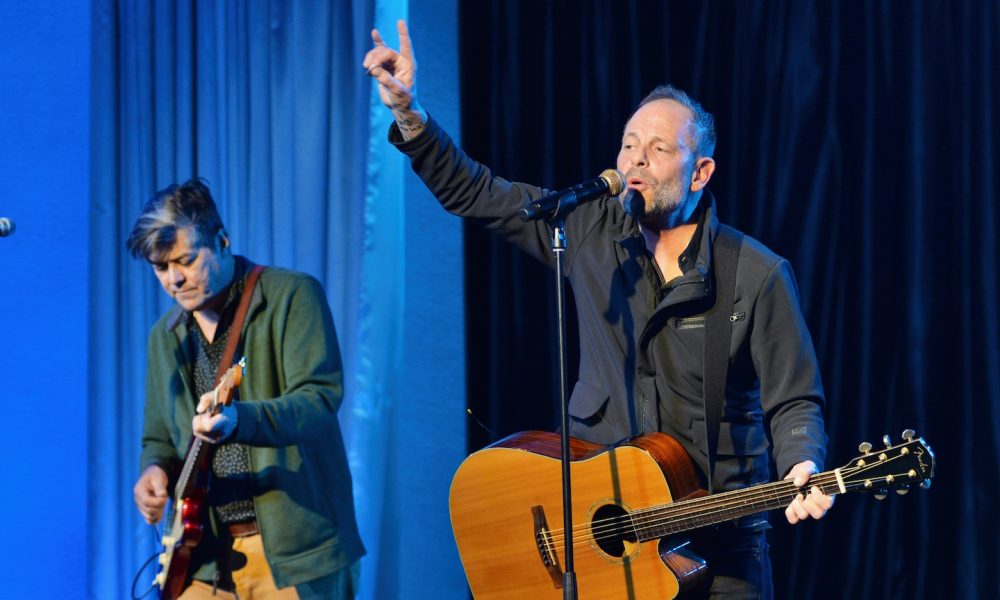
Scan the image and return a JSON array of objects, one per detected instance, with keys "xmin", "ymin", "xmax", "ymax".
[{"xmin": 363, "ymin": 19, "xmax": 428, "ymax": 139}]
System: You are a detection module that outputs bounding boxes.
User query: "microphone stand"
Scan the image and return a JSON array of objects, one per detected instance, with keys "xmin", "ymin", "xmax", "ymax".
[
  {"xmin": 548, "ymin": 217, "xmax": 577, "ymax": 600},
  {"xmin": 525, "ymin": 180, "xmax": 621, "ymax": 598}
]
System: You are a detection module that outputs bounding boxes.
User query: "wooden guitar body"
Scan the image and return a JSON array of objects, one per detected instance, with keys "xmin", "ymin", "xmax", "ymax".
[
  {"xmin": 449, "ymin": 431, "xmax": 707, "ymax": 600},
  {"xmin": 450, "ymin": 428, "xmax": 934, "ymax": 599}
]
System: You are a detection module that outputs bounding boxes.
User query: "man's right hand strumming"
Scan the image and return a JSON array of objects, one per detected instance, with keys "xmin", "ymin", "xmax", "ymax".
[
  {"xmin": 363, "ymin": 19, "xmax": 428, "ymax": 140},
  {"xmin": 134, "ymin": 464, "xmax": 169, "ymax": 524}
]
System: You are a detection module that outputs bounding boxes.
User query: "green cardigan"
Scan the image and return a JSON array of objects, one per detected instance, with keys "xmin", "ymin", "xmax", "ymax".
[{"xmin": 140, "ymin": 263, "xmax": 364, "ymax": 588}]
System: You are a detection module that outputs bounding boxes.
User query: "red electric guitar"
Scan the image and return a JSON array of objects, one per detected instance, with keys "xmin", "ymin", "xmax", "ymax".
[{"xmin": 152, "ymin": 357, "xmax": 245, "ymax": 600}]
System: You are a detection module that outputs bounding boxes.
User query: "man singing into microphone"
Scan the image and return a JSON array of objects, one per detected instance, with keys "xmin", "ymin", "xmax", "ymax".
[{"xmin": 365, "ymin": 21, "xmax": 833, "ymax": 598}]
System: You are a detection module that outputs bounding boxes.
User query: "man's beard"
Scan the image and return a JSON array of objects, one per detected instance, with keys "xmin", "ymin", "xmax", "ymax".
[{"xmin": 621, "ymin": 180, "xmax": 690, "ymax": 227}]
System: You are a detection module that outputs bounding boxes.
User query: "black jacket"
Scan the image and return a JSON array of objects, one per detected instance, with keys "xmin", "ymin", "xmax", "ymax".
[{"xmin": 393, "ymin": 117, "xmax": 827, "ymax": 492}]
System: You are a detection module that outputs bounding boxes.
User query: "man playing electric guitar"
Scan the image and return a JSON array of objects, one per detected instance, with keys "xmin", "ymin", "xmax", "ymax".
[
  {"xmin": 129, "ymin": 180, "xmax": 364, "ymax": 599},
  {"xmin": 365, "ymin": 21, "xmax": 834, "ymax": 598}
]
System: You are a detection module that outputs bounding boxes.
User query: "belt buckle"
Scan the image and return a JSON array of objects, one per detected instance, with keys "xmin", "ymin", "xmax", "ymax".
[{"xmin": 227, "ymin": 520, "xmax": 259, "ymax": 538}]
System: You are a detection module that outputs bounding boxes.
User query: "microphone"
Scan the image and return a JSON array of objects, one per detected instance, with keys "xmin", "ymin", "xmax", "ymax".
[
  {"xmin": 519, "ymin": 169, "xmax": 624, "ymax": 222},
  {"xmin": 0, "ymin": 218, "xmax": 14, "ymax": 237}
]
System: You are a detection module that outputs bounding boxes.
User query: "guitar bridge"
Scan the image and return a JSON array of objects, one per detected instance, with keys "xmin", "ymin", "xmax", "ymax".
[{"xmin": 531, "ymin": 505, "xmax": 563, "ymax": 589}]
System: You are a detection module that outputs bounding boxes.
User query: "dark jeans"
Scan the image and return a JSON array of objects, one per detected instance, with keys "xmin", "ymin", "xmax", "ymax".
[{"xmin": 685, "ymin": 518, "xmax": 773, "ymax": 600}]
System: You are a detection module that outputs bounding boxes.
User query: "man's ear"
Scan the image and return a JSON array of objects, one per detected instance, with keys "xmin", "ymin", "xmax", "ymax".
[{"xmin": 690, "ymin": 157, "xmax": 716, "ymax": 192}]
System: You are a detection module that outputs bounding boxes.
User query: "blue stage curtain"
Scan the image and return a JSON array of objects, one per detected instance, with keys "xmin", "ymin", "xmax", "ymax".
[
  {"xmin": 88, "ymin": 1, "xmax": 465, "ymax": 598},
  {"xmin": 0, "ymin": 3, "xmax": 90, "ymax": 599}
]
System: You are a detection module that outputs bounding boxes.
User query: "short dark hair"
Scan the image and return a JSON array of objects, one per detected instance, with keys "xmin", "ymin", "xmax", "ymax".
[
  {"xmin": 126, "ymin": 178, "xmax": 225, "ymax": 260},
  {"xmin": 633, "ymin": 85, "xmax": 716, "ymax": 158}
]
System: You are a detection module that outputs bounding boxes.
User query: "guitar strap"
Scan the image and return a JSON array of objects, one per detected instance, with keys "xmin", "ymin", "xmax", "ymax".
[
  {"xmin": 214, "ymin": 263, "xmax": 266, "ymax": 385},
  {"xmin": 702, "ymin": 224, "xmax": 743, "ymax": 493},
  {"xmin": 203, "ymin": 263, "xmax": 265, "ymax": 593}
]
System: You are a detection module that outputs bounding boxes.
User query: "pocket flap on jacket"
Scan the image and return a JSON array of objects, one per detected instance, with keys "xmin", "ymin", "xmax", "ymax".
[{"xmin": 568, "ymin": 379, "xmax": 610, "ymax": 420}]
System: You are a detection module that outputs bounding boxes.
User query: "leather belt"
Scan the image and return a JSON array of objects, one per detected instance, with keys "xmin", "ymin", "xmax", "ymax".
[{"xmin": 227, "ymin": 520, "xmax": 259, "ymax": 538}]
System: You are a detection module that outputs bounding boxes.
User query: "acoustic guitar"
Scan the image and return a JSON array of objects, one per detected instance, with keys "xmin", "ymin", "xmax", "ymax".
[
  {"xmin": 153, "ymin": 357, "xmax": 246, "ymax": 600},
  {"xmin": 449, "ymin": 429, "xmax": 934, "ymax": 599}
]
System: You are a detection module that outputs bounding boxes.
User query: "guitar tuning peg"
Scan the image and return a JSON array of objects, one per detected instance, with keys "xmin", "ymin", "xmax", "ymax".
[
  {"xmin": 874, "ymin": 489, "xmax": 888, "ymax": 500},
  {"xmin": 882, "ymin": 434, "xmax": 892, "ymax": 448},
  {"xmin": 902, "ymin": 429, "xmax": 916, "ymax": 441},
  {"xmin": 920, "ymin": 480, "xmax": 932, "ymax": 490},
  {"xmin": 858, "ymin": 441, "xmax": 873, "ymax": 454},
  {"xmin": 895, "ymin": 485, "xmax": 909, "ymax": 495}
]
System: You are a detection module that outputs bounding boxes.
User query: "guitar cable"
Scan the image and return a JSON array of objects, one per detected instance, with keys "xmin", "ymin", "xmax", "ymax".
[
  {"xmin": 130, "ymin": 520, "xmax": 169, "ymax": 600},
  {"xmin": 130, "ymin": 550, "xmax": 161, "ymax": 599},
  {"xmin": 129, "ymin": 522, "xmax": 247, "ymax": 600}
]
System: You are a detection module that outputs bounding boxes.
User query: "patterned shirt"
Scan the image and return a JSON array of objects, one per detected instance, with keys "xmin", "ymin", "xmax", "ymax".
[{"xmin": 187, "ymin": 257, "xmax": 257, "ymax": 525}]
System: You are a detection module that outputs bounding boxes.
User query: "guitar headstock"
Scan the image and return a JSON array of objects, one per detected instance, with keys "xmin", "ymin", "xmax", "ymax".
[{"xmin": 838, "ymin": 429, "xmax": 935, "ymax": 499}]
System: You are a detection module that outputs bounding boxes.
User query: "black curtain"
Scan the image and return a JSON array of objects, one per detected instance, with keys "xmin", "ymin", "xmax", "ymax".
[{"xmin": 458, "ymin": 1, "xmax": 999, "ymax": 598}]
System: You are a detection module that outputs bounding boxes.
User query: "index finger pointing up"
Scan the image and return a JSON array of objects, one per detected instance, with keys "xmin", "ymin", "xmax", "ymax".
[{"xmin": 397, "ymin": 19, "xmax": 413, "ymax": 58}]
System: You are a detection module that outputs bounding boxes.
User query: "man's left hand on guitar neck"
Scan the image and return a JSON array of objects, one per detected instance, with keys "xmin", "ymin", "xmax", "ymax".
[
  {"xmin": 783, "ymin": 460, "xmax": 836, "ymax": 524},
  {"xmin": 192, "ymin": 391, "xmax": 239, "ymax": 444}
]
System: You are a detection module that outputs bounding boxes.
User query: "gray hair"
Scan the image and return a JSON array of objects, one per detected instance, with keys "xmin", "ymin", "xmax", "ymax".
[
  {"xmin": 125, "ymin": 178, "xmax": 225, "ymax": 260},
  {"xmin": 633, "ymin": 85, "xmax": 716, "ymax": 158}
]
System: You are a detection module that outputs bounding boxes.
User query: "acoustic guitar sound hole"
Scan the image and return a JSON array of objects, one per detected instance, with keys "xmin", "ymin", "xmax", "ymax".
[{"xmin": 590, "ymin": 503, "xmax": 637, "ymax": 558}]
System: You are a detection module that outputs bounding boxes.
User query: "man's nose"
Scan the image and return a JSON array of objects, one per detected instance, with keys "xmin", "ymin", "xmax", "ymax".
[
  {"xmin": 167, "ymin": 265, "xmax": 185, "ymax": 288},
  {"xmin": 630, "ymin": 147, "xmax": 647, "ymax": 168}
]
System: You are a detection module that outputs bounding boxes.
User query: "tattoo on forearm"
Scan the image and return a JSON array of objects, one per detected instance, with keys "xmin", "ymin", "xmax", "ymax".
[{"xmin": 396, "ymin": 118, "xmax": 426, "ymax": 134}]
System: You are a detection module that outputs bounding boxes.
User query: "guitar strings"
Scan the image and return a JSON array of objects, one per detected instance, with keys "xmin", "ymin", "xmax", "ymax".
[
  {"xmin": 549, "ymin": 471, "xmax": 837, "ymax": 550},
  {"xmin": 548, "ymin": 454, "xmax": 912, "ymax": 550},
  {"xmin": 595, "ymin": 450, "xmax": 915, "ymax": 543},
  {"xmin": 563, "ymin": 455, "xmax": 906, "ymax": 547},
  {"xmin": 173, "ymin": 365, "xmax": 240, "ymax": 498},
  {"xmin": 543, "ymin": 453, "xmax": 917, "ymax": 551},
  {"xmin": 545, "ymin": 473, "xmax": 840, "ymax": 550}
]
